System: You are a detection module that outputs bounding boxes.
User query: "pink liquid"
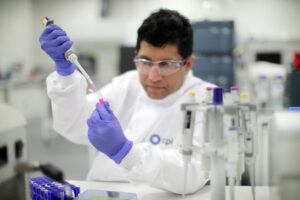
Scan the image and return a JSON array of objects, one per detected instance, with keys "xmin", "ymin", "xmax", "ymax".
[
  {"xmin": 92, "ymin": 83, "xmax": 104, "ymax": 105},
  {"xmin": 99, "ymin": 98, "xmax": 104, "ymax": 105}
]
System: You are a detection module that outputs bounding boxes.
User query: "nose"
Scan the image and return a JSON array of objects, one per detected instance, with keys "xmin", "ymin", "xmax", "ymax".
[{"xmin": 148, "ymin": 66, "xmax": 162, "ymax": 82}]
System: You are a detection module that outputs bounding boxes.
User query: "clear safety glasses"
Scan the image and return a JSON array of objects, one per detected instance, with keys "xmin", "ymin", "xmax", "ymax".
[{"xmin": 133, "ymin": 56, "xmax": 186, "ymax": 76}]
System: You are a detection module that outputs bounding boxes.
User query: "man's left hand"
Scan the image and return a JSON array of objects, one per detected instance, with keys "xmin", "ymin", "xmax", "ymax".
[{"xmin": 87, "ymin": 101, "xmax": 133, "ymax": 164}]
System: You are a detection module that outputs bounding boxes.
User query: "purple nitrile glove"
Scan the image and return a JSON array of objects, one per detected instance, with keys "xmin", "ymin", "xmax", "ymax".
[
  {"xmin": 87, "ymin": 101, "xmax": 133, "ymax": 164},
  {"xmin": 39, "ymin": 24, "xmax": 75, "ymax": 76}
]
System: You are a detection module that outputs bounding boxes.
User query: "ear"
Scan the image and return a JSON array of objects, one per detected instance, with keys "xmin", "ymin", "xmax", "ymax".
[{"xmin": 184, "ymin": 55, "xmax": 195, "ymax": 75}]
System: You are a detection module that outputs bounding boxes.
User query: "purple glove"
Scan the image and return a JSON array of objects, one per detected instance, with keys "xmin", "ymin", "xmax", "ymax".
[
  {"xmin": 39, "ymin": 24, "xmax": 75, "ymax": 76},
  {"xmin": 87, "ymin": 101, "xmax": 133, "ymax": 164}
]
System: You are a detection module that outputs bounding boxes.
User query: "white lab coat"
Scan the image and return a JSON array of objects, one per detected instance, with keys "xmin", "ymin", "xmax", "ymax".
[{"xmin": 46, "ymin": 69, "xmax": 215, "ymax": 194}]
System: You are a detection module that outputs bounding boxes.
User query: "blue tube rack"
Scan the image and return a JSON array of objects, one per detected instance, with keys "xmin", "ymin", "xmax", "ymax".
[{"xmin": 30, "ymin": 176, "xmax": 80, "ymax": 200}]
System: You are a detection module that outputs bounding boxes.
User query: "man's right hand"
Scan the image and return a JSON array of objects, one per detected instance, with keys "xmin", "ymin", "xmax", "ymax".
[{"xmin": 39, "ymin": 25, "xmax": 75, "ymax": 76}]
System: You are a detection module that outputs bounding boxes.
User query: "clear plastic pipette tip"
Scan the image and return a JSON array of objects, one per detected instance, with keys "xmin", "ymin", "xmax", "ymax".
[
  {"xmin": 182, "ymin": 161, "xmax": 188, "ymax": 197},
  {"xmin": 73, "ymin": 57, "xmax": 104, "ymax": 105}
]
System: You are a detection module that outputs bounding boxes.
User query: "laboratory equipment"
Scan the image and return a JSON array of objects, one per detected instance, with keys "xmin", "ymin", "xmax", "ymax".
[
  {"xmin": 0, "ymin": 103, "xmax": 80, "ymax": 200},
  {"xmin": 180, "ymin": 87, "xmax": 227, "ymax": 199},
  {"xmin": 238, "ymin": 93, "xmax": 257, "ymax": 199},
  {"xmin": 30, "ymin": 176, "xmax": 80, "ymax": 200},
  {"xmin": 77, "ymin": 189, "xmax": 137, "ymax": 200},
  {"xmin": 179, "ymin": 87, "xmax": 258, "ymax": 200},
  {"xmin": 207, "ymin": 87, "xmax": 227, "ymax": 200},
  {"xmin": 230, "ymin": 86, "xmax": 239, "ymax": 104},
  {"xmin": 192, "ymin": 21, "xmax": 235, "ymax": 89},
  {"xmin": 204, "ymin": 87, "xmax": 213, "ymax": 104},
  {"xmin": 293, "ymin": 51, "xmax": 300, "ymax": 67},
  {"xmin": 248, "ymin": 62, "xmax": 287, "ymax": 111},
  {"xmin": 180, "ymin": 91, "xmax": 197, "ymax": 196},
  {"xmin": 15, "ymin": 159, "xmax": 77, "ymax": 199},
  {"xmin": 270, "ymin": 75, "xmax": 284, "ymax": 110},
  {"xmin": 269, "ymin": 109, "xmax": 300, "ymax": 200},
  {"xmin": 40, "ymin": 17, "xmax": 104, "ymax": 105},
  {"xmin": 16, "ymin": 162, "xmax": 64, "ymax": 181},
  {"xmin": 255, "ymin": 75, "xmax": 269, "ymax": 109},
  {"xmin": 0, "ymin": 103, "xmax": 29, "ymax": 200},
  {"xmin": 288, "ymin": 51, "xmax": 300, "ymax": 107},
  {"xmin": 31, "ymin": 177, "xmax": 138, "ymax": 200}
]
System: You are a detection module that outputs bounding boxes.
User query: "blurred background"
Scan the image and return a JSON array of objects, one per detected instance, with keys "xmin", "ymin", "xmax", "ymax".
[{"xmin": 0, "ymin": 0, "xmax": 300, "ymax": 184}]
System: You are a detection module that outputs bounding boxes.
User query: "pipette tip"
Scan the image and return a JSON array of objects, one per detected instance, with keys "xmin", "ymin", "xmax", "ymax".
[{"xmin": 91, "ymin": 83, "xmax": 98, "ymax": 91}]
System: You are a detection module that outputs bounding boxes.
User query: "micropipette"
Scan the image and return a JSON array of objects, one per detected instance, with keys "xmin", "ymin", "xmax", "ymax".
[
  {"xmin": 41, "ymin": 17, "xmax": 104, "ymax": 105},
  {"xmin": 180, "ymin": 91, "xmax": 196, "ymax": 196}
]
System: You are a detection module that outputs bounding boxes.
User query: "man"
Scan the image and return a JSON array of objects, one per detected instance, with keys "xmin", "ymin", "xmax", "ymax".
[{"xmin": 40, "ymin": 9, "xmax": 214, "ymax": 194}]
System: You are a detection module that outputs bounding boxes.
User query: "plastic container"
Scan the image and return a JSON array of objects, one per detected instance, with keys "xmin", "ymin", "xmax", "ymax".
[{"xmin": 30, "ymin": 176, "xmax": 80, "ymax": 200}]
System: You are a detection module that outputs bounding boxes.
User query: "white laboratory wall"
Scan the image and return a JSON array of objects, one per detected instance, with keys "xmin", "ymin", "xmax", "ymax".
[
  {"xmin": 0, "ymin": 0, "xmax": 49, "ymax": 122},
  {"xmin": 0, "ymin": 0, "xmax": 33, "ymax": 78},
  {"xmin": 31, "ymin": 0, "xmax": 124, "ymax": 87},
  {"xmin": 0, "ymin": 0, "xmax": 298, "ymax": 118},
  {"xmin": 101, "ymin": 0, "xmax": 300, "ymax": 44},
  {"xmin": 28, "ymin": 0, "xmax": 300, "ymax": 85},
  {"xmin": 1, "ymin": 0, "xmax": 300, "ymax": 114},
  {"xmin": 1, "ymin": 0, "xmax": 300, "ymax": 76},
  {"xmin": 231, "ymin": 0, "xmax": 300, "ymax": 41},
  {"xmin": 73, "ymin": 42, "xmax": 120, "ymax": 87},
  {"xmin": 27, "ymin": 0, "xmax": 300, "ymax": 69},
  {"xmin": 105, "ymin": 0, "xmax": 236, "ymax": 45}
]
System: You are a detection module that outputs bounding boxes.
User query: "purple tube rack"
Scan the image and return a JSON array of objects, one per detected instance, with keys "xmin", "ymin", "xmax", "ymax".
[{"xmin": 30, "ymin": 176, "xmax": 80, "ymax": 200}]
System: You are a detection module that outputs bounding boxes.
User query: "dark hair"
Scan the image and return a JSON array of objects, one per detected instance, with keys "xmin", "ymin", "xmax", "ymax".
[{"xmin": 136, "ymin": 9, "xmax": 193, "ymax": 59}]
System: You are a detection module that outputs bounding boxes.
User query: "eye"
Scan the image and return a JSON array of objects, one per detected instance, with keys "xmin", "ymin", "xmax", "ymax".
[{"xmin": 159, "ymin": 61, "xmax": 170, "ymax": 67}]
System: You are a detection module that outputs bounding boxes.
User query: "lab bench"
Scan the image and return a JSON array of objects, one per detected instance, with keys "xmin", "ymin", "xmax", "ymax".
[{"xmin": 69, "ymin": 180, "xmax": 270, "ymax": 200}]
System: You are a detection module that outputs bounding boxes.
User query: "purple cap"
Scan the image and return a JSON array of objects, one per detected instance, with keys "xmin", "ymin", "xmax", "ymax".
[
  {"xmin": 213, "ymin": 87, "xmax": 223, "ymax": 105},
  {"xmin": 276, "ymin": 75, "xmax": 283, "ymax": 79},
  {"xmin": 206, "ymin": 87, "xmax": 212, "ymax": 91},
  {"xmin": 258, "ymin": 75, "xmax": 267, "ymax": 80},
  {"xmin": 231, "ymin": 86, "xmax": 238, "ymax": 91}
]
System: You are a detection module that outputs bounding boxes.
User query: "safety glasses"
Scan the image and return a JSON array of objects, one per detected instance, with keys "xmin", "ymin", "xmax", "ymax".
[{"xmin": 133, "ymin": 56, "xmax": 186, "ymax": 76}]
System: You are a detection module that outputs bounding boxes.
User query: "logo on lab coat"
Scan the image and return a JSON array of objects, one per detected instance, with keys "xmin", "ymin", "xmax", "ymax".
[
  {"xmin": 150, "ymin": 134, "xmax": 161, "ymax": 145},
  {"xmin": 150, "ymin": 134, "xmax": 173, "ymax": 146}
]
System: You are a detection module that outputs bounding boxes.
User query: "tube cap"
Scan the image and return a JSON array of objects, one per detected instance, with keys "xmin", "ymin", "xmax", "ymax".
[
  {"xmin": 240, "ymin": 93, "xmax": 249, "ymax": 99},
  {"xmin": 230, "ymin": 86, "xmax": 238, "ymax": 91},
  {"xmin": 189, "ymin": 91, "xmax": 195, "ymax": 96},
  {"xmin": 213, "ymin": 87, "xmax": 223, "ymax": 105}
]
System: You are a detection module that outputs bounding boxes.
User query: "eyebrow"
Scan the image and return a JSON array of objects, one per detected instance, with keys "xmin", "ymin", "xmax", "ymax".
[
  {"xmin": 139, "ymin": 55, "xmax": 152, "ymax": 60},
  {"xmin": 138, "ymin": 55, "xmax": 178, "ymax": 61}
]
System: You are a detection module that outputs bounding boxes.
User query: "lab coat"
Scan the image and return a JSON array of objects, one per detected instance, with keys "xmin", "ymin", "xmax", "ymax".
[{"xmin": 46, "ymin": 69, "xmax": 215, "ymax": 194}]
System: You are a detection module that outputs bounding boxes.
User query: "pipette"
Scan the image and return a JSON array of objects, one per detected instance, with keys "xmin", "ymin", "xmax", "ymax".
[
  {"xmin": 180, "ymin": 91, "xmax": 196, "ymax": 196},
  {"xmin": 41, "ymin": 17, "xmax": 104, "ymax": 105},
  {"xmin": 240, "ymin": 93, "xmax": 257, "ymax": 200}
]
